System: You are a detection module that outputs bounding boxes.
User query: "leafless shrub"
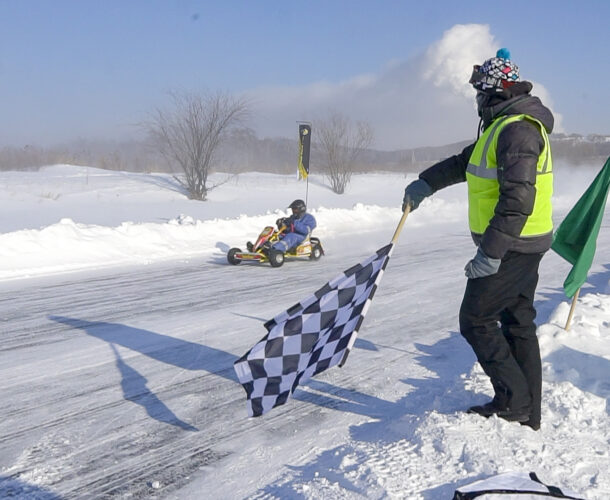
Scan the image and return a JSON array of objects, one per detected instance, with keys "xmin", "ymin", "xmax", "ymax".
[
  {"xmin": 146, "ymin": 91, "xmax": 249, "ymax": 200},
  {"xmin": 315, "ymin": 112, "xmax": 373, "ymax": 194}
]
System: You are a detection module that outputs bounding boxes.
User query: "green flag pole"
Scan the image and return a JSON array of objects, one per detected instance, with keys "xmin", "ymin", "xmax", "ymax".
[{"xmin": 564, "ymin": 287, "xmax": 580, "ymax": 331}]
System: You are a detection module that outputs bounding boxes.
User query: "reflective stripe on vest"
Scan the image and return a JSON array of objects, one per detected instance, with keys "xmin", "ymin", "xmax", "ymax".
[{"xmin": 466, "ymin": 114, "xmax": 553, "ymax": 236}]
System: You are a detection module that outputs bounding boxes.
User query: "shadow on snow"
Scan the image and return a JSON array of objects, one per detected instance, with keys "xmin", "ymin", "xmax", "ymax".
[
  {"xmin": 0, "ymin": 476, "xmax": 63, "ymax": 500},
  {"xmin": 48, "ymin": 315, "xmax": 241, "ymax": 431}
]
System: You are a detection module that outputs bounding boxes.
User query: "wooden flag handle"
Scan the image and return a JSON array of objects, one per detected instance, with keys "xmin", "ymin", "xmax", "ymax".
[
  {"xmin": 565, "ymin": 287, "xmax": 580, "ymax": 331},
  {"xmin": 391, "ymin": 206, "xmax": 411, "ymax": 245}
]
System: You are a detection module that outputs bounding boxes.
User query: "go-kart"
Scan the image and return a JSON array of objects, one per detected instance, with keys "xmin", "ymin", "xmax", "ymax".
[{"xmin": 227, "ymin": 225, "xmax": 324, "ymax": 267}]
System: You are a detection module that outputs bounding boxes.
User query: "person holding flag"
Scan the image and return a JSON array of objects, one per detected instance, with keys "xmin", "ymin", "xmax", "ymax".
[{"xmin": 402, "ymin": 49, "xmax": 554, "ymax": 430}]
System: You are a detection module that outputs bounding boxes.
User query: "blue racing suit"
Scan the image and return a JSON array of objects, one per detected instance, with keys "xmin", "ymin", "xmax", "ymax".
[{"xmin": 272, "ymin": 213, "xmax": 317, "ymax": 252}]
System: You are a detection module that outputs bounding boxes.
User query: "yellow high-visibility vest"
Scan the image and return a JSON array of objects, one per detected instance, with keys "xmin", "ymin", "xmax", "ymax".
[{"xmin": 466, "ymin": 114, "xmax": 553, "ymax": 236}]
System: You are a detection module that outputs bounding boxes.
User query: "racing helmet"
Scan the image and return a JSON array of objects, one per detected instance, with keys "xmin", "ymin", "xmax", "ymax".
[{"xmin": 288, "ymin": 199, "xmax": 306, "ymax": 218}]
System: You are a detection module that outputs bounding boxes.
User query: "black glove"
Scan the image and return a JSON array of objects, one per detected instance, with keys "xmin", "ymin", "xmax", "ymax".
[
  {"xmin": 402, "ymin": 179, "xmax": 433, "ymax": 212},
  {"xmin": 276, "ymin": 217, "xmax": 287, "ymax": 228}
]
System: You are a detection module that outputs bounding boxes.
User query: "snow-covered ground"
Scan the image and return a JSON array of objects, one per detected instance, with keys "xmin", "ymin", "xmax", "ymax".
[{"xmin": 0, "ymin": 165, "xmax": 608, "ymax": 499}]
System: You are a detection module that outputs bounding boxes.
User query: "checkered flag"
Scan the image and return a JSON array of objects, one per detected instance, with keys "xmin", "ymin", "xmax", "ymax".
[{"xmin": 234, "ymin": 243, "xmax": 394, "ymax": 417}]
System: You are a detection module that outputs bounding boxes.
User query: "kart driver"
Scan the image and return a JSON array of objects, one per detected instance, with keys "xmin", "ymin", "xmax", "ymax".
[{"xmin": 271, "ymin": 199, "xmax": 316, "ymax": 254}]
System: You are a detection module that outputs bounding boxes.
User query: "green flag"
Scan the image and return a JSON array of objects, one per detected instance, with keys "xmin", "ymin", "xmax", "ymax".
[{"xmin": 551, "ymin": 157, "xmax": 610, "ymax": 297}]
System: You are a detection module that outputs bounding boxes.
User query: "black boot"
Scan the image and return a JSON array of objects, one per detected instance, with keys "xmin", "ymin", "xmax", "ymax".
[
  {"xmin": 520, "ymin": 418, "xmax": 540, "ymax": 431},
  {"xmin": 467, "ymin": 402, "xmax": 498, "ymax": 417},
  {"xmin": 467, "ymin": 401, "xmax": 531, "ymax": 423},
  {"xmin": 260, "ymin": 241, "xmax": 272, "ymax": 255}
]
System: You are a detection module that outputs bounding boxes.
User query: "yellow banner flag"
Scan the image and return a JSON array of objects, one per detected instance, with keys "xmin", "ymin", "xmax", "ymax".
[{"xmin": 298, "ymin": 124, "xmax": 311, "ymax": 180}]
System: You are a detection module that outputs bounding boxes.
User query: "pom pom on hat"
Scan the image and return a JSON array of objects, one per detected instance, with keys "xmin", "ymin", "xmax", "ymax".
[
  {"xmin": 496, "ymin": 48, "xmax": 511, "ymax": 60},
  {"xmin": 469, "ymin": 48, "xmax": 520, "ymax": 93}
]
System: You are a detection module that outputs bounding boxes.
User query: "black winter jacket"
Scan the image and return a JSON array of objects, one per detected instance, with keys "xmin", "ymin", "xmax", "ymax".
[{"xmin": 418, "ymin": 82, "xmax": 554, "ymax": 259}]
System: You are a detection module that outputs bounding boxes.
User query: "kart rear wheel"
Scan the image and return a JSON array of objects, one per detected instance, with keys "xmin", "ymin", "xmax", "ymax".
[
  {"xmin": 227, "ymin": 247, "xmax": 242, "ymax": 265},
  {"xmin": 309, "ymin": 244, "xmax": 322, "ymax": 261},
  {"xmin": 269, "ymin": 249, "xmax": 285, "ymax": 267}
]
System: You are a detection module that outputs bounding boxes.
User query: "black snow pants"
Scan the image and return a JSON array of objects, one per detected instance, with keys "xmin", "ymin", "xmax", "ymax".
[{"xmin": 459, "ymin": 251, "xmax": 544, "ymax": 427}]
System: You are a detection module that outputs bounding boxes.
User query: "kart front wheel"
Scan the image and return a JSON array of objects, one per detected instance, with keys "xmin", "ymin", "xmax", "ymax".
[
  {"xmin": 309, "ymin": 244, "xmax": 322, "ymax": 261},
  {"xmin": 269, "ymin": 249, "xmax": 285, "ymax": 267},
  {"xmin": 227, "ymin": 248, "xmax": 242, "ymax": 265}
]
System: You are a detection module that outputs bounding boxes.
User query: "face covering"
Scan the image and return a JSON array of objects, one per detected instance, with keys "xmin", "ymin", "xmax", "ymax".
[{"xmin": 476, "ymin": 91, "xmax": 490, "ymax": 116}]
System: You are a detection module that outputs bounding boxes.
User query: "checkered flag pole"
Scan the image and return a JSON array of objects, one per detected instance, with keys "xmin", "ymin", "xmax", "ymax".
[{"xmin": 233, "ymin": 209, "xmax": 411, "ymax": 417}]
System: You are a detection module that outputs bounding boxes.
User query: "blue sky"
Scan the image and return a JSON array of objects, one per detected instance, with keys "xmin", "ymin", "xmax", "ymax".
[{"xmin": 1, "ymin": 1, "xmax": 608, "ymax": 150}]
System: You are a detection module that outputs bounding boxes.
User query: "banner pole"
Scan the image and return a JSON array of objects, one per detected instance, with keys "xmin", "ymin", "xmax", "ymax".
[{"xmin": 564, "ymin": 287, "xmax": 580, "ymax": 331}]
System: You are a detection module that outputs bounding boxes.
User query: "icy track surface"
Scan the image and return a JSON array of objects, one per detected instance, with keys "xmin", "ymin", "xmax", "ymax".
[{"xmin": 0, "ymin": 167, "xmax": 608, "ymax": 499}]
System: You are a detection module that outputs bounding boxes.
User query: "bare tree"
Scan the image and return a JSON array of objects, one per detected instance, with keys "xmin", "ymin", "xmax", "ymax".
[
  {"xmin": 315, "ymin": 112, "xmax": 374, "ymax": 194},
  {"xmin": 147, "ymin": 91, "xmax": 249, "ymax": 200}
]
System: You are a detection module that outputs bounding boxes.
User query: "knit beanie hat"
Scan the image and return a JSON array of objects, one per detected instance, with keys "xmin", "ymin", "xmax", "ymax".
[{"xmin": 469, "ymin": 48, "xmax": 520, "ymax": 93}]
